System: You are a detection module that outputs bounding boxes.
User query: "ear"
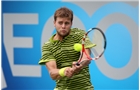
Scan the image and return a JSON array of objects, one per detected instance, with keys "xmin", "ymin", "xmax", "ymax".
[{"xmin": 71, "ymin": 21, "xmax": 73, "ymax": 25}]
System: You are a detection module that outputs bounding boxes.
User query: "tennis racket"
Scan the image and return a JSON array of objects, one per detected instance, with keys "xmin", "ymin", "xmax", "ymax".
[{"xmin": 76, "ymin": 27, "xmax": 107, "ymax": 66}]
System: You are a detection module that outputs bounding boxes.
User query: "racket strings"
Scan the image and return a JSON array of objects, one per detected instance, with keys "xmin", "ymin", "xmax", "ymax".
[{"xmin": 89, "ymin": 30, "xmax": 105, "ymax": 59}]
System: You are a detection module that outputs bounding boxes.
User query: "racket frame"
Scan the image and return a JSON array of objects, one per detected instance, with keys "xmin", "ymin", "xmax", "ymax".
[{"xmin": 76, "ymin": 27, "xmax": 107, "ymax": 65}]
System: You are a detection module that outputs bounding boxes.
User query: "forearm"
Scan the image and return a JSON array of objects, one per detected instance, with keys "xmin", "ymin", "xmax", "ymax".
[
  {"xmin": 45, "ymin": 61, "xmax": 75, "ymax": 80},
  {"xmin": 45, "ymin": 61, "xmax": 63, "ymax": 80},
  {"xmin": 49, "ymin": 67, "xmax": 73, "ymax": 80},
  {"xmin": 49, "ymin": 69, "xmax": 61, "ymax": 80}
]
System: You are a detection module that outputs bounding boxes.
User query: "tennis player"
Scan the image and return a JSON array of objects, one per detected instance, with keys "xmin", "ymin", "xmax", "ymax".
[{"xmin": 39, "ymin": 7, "xmax": 94, "ymax": 90}]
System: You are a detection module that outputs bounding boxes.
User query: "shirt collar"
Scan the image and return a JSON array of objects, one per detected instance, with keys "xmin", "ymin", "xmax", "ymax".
[{"xmin": 49, "ymin": 29, "xmax": 74, "ymax": 43}]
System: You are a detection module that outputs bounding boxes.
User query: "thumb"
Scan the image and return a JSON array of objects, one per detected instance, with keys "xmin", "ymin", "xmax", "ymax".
[
  {"xmin": 72, "ymin": 61, "xmax": 77, "ymax": 65},
  {"xmin": 72, "ymin": 61, "xmax": 77, "ymax": 68}
]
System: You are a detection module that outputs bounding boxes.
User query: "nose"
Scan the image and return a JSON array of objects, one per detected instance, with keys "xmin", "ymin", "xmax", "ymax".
[{"xmin": 62, "ymin": 23, "xmax": 66, "ymax": 28}]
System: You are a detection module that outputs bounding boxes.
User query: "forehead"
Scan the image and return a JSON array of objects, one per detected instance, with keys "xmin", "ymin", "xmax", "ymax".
[{"xmin": 56, "ymin": 17, "xmax": 71, "ymax": 22}]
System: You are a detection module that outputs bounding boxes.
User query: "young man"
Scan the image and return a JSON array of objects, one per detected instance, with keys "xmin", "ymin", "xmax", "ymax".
[{"xmin": 39, "ymin": 7, "xmax": 94, "ymax": 90}]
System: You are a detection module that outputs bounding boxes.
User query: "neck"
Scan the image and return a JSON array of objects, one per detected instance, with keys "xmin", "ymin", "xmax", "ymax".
[{"xmin": 53, "ymin": 33, "xmax": 63, "ymax": 41}]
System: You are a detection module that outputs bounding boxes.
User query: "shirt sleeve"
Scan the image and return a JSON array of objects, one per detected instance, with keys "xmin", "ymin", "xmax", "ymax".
[
  {"xmin": 38, "ymin": 43, "xmax": 56, "ymax": 65},
  {"xmin": 78, "ymin": 29, "xmax": 95, "ymax": 49}
]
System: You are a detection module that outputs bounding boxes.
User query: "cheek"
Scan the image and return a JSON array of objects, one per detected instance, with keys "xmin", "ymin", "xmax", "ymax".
[
  {"xmin": 55, "ymin": 24, "xmax": 60, "ymax": 28},
  {"xmin": 67, "ymin": 24, "xmax": 72, "ymax": 28}
]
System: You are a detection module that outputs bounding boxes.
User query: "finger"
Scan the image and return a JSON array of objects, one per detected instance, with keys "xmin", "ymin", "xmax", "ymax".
[
  {"xmin": 71, "ymin": 68, "xmax": 74, "ymax": 72},
  {"xmin": 80, "ymin": 60, "xmax": 91, "ymax": 67},
  {"xmin": 65, "ymin": 70, "xmax": 71, "ymax": 78},
  {"xmin": 65, "ymin": 68, "xmax": 74, "ymax": 78},
  {"xmin": 72, "ymin": 62, "xmax": 77, "ymax": 68},
  {"xmin": 69, "ymin": 68, "xmax": 75, "ymax": 75},
  {"xmin": 73, "ymin": 64, "xmax": 83, "ymax": 73},
  {"xmin": 64, "ymin": 68, "xmax": 71, "ymax": 76}
]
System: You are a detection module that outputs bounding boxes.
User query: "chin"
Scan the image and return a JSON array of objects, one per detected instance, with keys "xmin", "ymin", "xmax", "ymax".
[
  {"xmin": 61, "ymin": 33, "xmax": 68, "ymax": 37},
  {"xmin": 59, "ymin": 32, "xmax": 69, "ymax": 37}
]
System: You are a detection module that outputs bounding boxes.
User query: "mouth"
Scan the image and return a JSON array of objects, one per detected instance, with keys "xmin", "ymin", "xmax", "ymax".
[
  {"xmin": 59, "ymin": 29, "xmax": 69, "ymax": 36},
  {"xmin": 61, "ymin": 30, "xmax": 67, "ymax": 33}
]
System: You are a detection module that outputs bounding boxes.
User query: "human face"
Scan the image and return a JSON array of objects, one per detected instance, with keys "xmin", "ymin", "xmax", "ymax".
[{"xmin": 54, "ymin": 17, "xmax": 72, "ymax": 37}]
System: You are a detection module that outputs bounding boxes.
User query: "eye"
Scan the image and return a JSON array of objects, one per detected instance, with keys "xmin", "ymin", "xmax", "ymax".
[
  {"xmin": 65, "ymin": 22, "xmax": 70, "ymax": 25},
  {"xmin": 58, "ymin": 21, "xmax": 63, "ymax": 25}
]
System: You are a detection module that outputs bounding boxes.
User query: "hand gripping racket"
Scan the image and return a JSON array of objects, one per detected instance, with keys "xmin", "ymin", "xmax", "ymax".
[{"xmin": 76, "ymin": 27, "xmax": 107, "ymax": 66}]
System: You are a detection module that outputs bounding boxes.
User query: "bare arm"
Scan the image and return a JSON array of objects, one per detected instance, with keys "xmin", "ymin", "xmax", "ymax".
[
  {"xmin": 45, "ymin": 61, "xmax": 61, "ymax": 80},
  {"xmin": 45, "ymin": 61, "xmax": 75, "ymax": 80}
]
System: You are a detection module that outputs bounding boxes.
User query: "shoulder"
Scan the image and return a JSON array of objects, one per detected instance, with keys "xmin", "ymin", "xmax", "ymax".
[
  {"xmin": 44, "ymin": 41, "xmax": 51, "ymax": 45},
  {"xmin": 43, "ymin": 34, "xmax": 55, "ymax": 47},
  {"xmin": 71, "ymin": 28, "xmax": 84, "ymax": 31},
  {"xmin": 42, "ymin": 40, "xmax": 53, "ymax": 50},
  {"xmin": 71, "ymin": 28, "xmax": 86, "ymax": 35}
]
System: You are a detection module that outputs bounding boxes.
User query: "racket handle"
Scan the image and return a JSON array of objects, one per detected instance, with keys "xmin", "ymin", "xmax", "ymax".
[{"xmin": 76, "ymin": 62, "xmax": 80, "ymax": 66}]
